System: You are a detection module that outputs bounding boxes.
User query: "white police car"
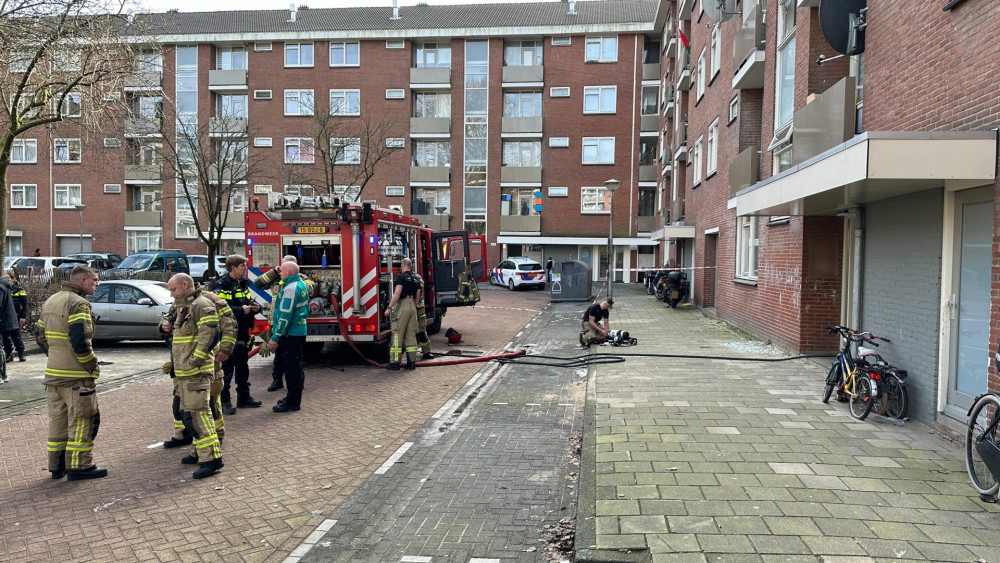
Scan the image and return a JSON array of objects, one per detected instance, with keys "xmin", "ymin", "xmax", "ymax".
[{"xmin": 489, "ymin": 257, "xmax": 545, "ymax": 290}]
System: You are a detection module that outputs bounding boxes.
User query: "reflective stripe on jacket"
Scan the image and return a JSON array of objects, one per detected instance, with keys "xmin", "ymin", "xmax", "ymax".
[
  {"xmin": 171, "ymin": 291, "xmax": 220, "ymax": 378},
  {"xmin": 37, "ymin": 283, "xmax": 98, "ymax": 384}
]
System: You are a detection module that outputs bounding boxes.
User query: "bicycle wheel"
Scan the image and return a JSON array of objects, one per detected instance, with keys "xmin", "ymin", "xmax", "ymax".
[
  {"xmin": 966, "ymin": 393, "xmax": 1000, "ymax": 495},
  {"xmin": 848, "ymin": 373, "xmax": 875, "ymax": 420},
  {"xmin": 882, "ymin": 376, "xmax": 908, "ymax": 419},
  {"xmin": 822, "ymin": 362, "xmax": 840, "ymax": 404}
]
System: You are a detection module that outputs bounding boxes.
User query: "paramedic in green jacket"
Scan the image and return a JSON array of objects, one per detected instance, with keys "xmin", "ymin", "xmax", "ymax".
[{"xmin": 268, "ymin": 261, "xmax": 309, "ymax": 412}]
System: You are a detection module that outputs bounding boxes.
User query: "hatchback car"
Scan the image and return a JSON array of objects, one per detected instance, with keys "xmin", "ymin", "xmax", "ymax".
[
  {"xmin": 85, "ymin": 279, "xmax": 172, "ymax": 341},
  {"xmin": 489, "ymin": 257, "xmax": 546, "ymax": 290},
  {"xmin": 10, "ymin": 256, "xmax": 88, "ymax": 283},
  {"xmin": 188, "ymin": 255, "xmax": 227, "ymax": 282},
  {"xmin": 68, "ymin": 252, "xmax": 123, "ymax": 267}
]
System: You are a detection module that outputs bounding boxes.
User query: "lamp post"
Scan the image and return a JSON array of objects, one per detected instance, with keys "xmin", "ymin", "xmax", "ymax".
[
  {"xmin": 75, "ymin": 204, "xmax": 86, "ymax": 253},
  {"xmin": 603, "ymin": 179, "xmax": 621, "ymax": 300}
]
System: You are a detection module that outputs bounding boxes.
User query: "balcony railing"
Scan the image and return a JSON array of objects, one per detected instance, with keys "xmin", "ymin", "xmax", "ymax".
[
  {"xmin": 124, "ymin": 71, "xmax": 162, "ymax": 92},
  {"xmin": 209, "ymin": 117, "xmax": 248, "ymax": 137},
  {"xmin": 500, "ymin": 166, "xmax": 542, "ymax": 184},
  {"xmin": 728, "ymin": 146, "xmax": 759, "ymax": 198},
  {"xmin": 124, "ymin": 117, "xmax": 162, "ymax": 138},
  {"xmin": 208, "ymin": 69, "xmax": 248, "ymax": 91},
  {"xmin": 124, "ymin": 164, "xmax": 162, "ymax": 184},
  {"xmin": 642, "ymin": 63, "xmax": 660, "ymax": 81},
  {"xmin": 410, "ymin": 67, "xmax": 451, "ymax": 87},
  {"xmin": 732, "ymin": 0, "xmax": 765, "ymax": 89},
  {"xmin": 410, "ymin": 117, "xmax": 451, "ymax": 135},
  {"xmin": 640, "ymin": 114, "xmax": 659, "ymax": 132},
  {"xmin": 206, "ymin": 163, "xmax": 249, "ymax": 184},
  {"xmin": 791, "ymin": 76, "xmax": 857, "ymax": 165},
  {"xmin": 671, "ymin": 198, "xmax": 685, "ymax": 222},
  {"xmin": 637, "ymin": 216, "xmax": 657, "ymax": 232},
  {"xmin": 501, "ymin": 117, "xmax": 543, "ymax": 135},
  {"xmin": 412, "ymin": 214, "xmax": 450, "ymax": 231},
  {"xmin": 639, "ymin": 165, "xmax": 658, "ymax": 182},
  {"xmin": 502, "ymin": 65, "xmax": 544, "ymax": 84},
  {"xmin": 410, "ymin": 166, "xmax": 450, "ymax": 184},
  {"xmin": 678, "ymin": 0, "xmax": 693, "ymax": 20},
  {"xmin": 124, "ymin": 211, "xmax": 161, "ymax": 227},
  {"xmin": 499, "ymin": 214, "xmax": 541, "ymax": 232}
]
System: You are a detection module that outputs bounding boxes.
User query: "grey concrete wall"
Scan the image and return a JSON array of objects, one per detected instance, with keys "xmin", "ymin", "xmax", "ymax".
[{"xmin": 861, "ymin": 188, "xmax": 943, "ymax": 427}]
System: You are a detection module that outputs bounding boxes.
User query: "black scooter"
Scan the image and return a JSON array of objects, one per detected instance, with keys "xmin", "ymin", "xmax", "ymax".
[{"xmin": 661, "ymin": 269, "xmax": 689, "ymax": 308}]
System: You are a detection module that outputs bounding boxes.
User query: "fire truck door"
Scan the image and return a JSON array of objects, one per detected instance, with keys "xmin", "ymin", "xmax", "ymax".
[
  {"xmin": 470, "ymin": 235, "xmax": 486, "ymax": 282},
  {"xmin": 431, "ymin": 231, "xmax": 470, "ymax": 306}
]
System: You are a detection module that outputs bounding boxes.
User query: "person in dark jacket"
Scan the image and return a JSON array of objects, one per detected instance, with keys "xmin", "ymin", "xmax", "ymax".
[
  {"xmin": 0, "ymin": 276, "xmax": 19, "ymax": 381},
  {"xmin": 213, "ymin": 255, "xmax": 261, "ymax": 414},
  {"xmin": 2, "ymin": 272, "xmax": 27, "ymax": 362}
]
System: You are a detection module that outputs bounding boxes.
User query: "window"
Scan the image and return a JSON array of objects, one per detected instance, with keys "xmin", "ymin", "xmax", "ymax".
[
  {"xmin": 217, "ymin": 94, "xmax": 248, "ymax": 118},
  {"xmin": 137, "ymin": 50, "xmax": 163, "ymax": 73},
  {"xmin": 386, "ymin": 185, "xmax": 405, "ymax": 196},
  {"xmin": 729, "ymin": 96, "xmax": 739, "ymax": 123},
  {"xmin": 284, "ymin": 137, "xmax": 315, "ymax": 163},
  {"xmin": 582, "ymin": 137, "xmax": 615, "ymax": 164},
  {"xmin": 57, "ymin": 93, "xmax": 82, "ymax": 118},
  {"xmin": 386, "ymin": 40, "xmax": 405, "ymax": 50},
  {"xmin": 330, "ymin": 138, "xmax": 361, "ymax": 164},
  {"xmin": 254, "ymin": 137, "xmax": 272, "ymax": 147},
  {"xmin": 414, "ymin": 92, "xmax": 451, "ymax": 118},
  {"xmin": 132, "ymin": 186, "xmax": 161, "ymax": 212},
  {"xmin": 216, "ymin": 46, "xmax": 247, "ymax": 70},
  {"xmin": 330, "ymin": 41, "xmax": 360, "ymax": 66},
  {"xmin": 696, "ymin": 49, "xmax": 706, "ymax": 101},
  {"xmin": 639, "ymin": 187, "xmax": 655, "ymax": 216},
  {"xmin": 54, "ymin": 184, "xmax": 82, "ymax": 208},
  {"xmin": 775, "ymin": 0, "xmax": 796, "ymax": 128},
  {"xmin": 413, "ymin": 187, "xmax": 450, "ymax": 214},
  {"xmin": 52, "ymin": 49, "xmax": 81, "ymax": 71},
  {"xmin": 501, "ymin": 188, "xmax": 538, "ymax": 215},
  {"xmin": 502, "ymin": 141, "xmax": 541, "ymax": 167},
  {"xmin": 415, "ymin": 42, "xmax": 451, "ymax": 68},
  {"xmin": 639, "ymin": 138, "xmax": 657, "ymax": 166},
  {"xmin": 254, "ymin": 42, "xmax": 272, "ymax": 52},
  {"xmin": 710, "ymin": 25, "xmax": 721, "ymax": 78},
  {"xmin": 329, "ymin": 89, "xmax": 360, "ymax": 115},
  {"xmin": 549, "ymin": 87, "xmax": 570, "ymax": 98},
  {"xmin": 548, "ymin": 186, "xmax": 568, "ymax": 197},
  {"xmin": 643, "ymin": 39, "xmax": 661, "ymax": 64},
  {"xmin": 551, "ymin": 37, "xmax": 571, "ymax": 46},
  {"xmin": 134, "ymin": 96, "xmax": 163, "ymax": 119},
  {"xmin": 54, "ymin": 139, "xmax": 82, "ymax": 163},
  {"xmin": 284, "ymin": 43, "xmax": 314, "ymax": 67},
  {"xmin": 773, "ymin": 138, "xmax": 794, "ymax": 173},
  {"xmin": 503, "ymin": 92, "xmax": 542, "ymax": 118},
  {"xmin": 135, "ymin": 142, "xmax": 160, "ymax": 166},
  {"xmin": 10, "ymin": 51, "xmax": 30, "ymax": 73},
  {"xmin": 128, "ymin": 231, "xmax": 162, "ymax": 255},
  {"xmin": 691, "ymin": 136, "xmax": 703, "ymax": 186},
  {"xmin": 581, "ymin": 186, "xmax": 612, "ymax": 213},
  {"xmin": 11, "ymin": 184, "xmax": 37, "ymax": 208},
  {"xmin": 707, "ymin": 119, "xmax": 719, "ymax": 175},
  {"xmin": 11, "ymin": 139, "xmax": 37, "ymax": 163},
  {"xmin": 284, "ymin": 89, "xmax": 314, "ymax": 115},
  {"xmin": 641, "ymin": 85, "xmax": 659, "ymax": 115},
  {"xmin": 585, "ymin": 36, "xmax": 618, "ymax": 62},
  {"xmin": 549, "ymin": 137, "xmax": 569, "ymax": 148},
  {"xmin": 504, "ymin": 40, "xmax": 542, "ymax": 66},
  {"xmin": 284, "ymin": 185, "xmax": 315, "ymax": 197},
  {"xmin": 583, "ymin": 86, "xmax": 616, "ymax": 113},
  {"xmin": 736, "ymin": 216, "xmax": 760, "ymax": 280},
  {"xmin": 413, "ymin": 141, "xmax": 450, "ymax": 167},
  {"xmin": 11, "ymin": 93, "xmax": 38, "ymax": 118},
  {"xmin": 386, "ymin": 138, "xmax": 405, "ymax": 148},
  {"xmin": 386, "ymin": 89, "xmax": 405, "ymax": 99}
]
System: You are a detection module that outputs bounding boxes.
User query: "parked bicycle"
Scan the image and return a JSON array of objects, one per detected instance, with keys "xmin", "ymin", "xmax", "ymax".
[
  {"xmin": 821, "ymin": 325, "xmax": 891, "ymax": 420},
  {"xmin": 856, "ymin": 344, "xmax": 909, "ymax": 420},
  {"xmin": 965, "ymin": 351, "xmax": 1000, "ymax": 502}
]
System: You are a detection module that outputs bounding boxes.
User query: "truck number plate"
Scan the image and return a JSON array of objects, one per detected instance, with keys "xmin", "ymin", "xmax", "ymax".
[{"xmin": 294, "ymin": 226, "xmax": 327, "ymax": 234}]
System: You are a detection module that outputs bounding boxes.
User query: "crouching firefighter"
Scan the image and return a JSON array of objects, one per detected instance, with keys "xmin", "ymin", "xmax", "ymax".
[
  {"xmin": 580, "ymin": 298, "xmax": 613, "ymax": 347},
  {"xmin": 384, "ymin": 258, "xmax": 421, "ymax": 370}
]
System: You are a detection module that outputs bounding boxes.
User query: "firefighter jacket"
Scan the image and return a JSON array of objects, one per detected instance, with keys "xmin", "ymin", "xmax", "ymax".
[
  {"xmin": 37, "ymin": 282, "xmax": 99, "ymax": 384},
  {"xmin": 213, "ymin": 274, "xmax": 254, "ymax": 342},
  {"xmin": 10, "ymin": 281, "xmax": 27, "ymax": 320},
  {"xmin": 170, "ymin": 290, "xmax": 220, "ymax": 378},
  {"xmin": 271, "ymin": 273, "xmax": 309, "ymax": 341},
  {"xmin": 201, "ymin": 290, "xmax": 237, "ymax": 356},
  {"xmin": 413, "ymin": 273, "xmax": 426, "ymax": 308}
]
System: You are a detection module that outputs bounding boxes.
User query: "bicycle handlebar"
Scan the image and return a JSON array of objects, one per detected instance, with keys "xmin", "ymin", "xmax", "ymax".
[{"xmin": 825, "ymin": 325, "xmax": 891, "ymax": 345}]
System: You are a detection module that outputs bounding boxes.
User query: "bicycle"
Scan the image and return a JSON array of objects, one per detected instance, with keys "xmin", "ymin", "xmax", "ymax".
[
  {"xmin": 856, "ymin": 345, "xmax": 909, "ymax": 420},
  {"xmin": 965, "ymin": 351, "xmax": 1000, "ymax": 501},
  {"xmin": 821, "ymin": 326, "xmax": 889, "ymax": 420}
]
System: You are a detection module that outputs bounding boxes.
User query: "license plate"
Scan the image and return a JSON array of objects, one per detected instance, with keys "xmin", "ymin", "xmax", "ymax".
[{"xmin": 295, "ymin": 226, "xmax": 326, "ymax": 234}]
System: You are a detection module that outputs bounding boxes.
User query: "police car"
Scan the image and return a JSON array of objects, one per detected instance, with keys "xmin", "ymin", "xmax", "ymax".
[{"xmin": 489, "ymin": 256, "xmax": 546, "ymax": 290}]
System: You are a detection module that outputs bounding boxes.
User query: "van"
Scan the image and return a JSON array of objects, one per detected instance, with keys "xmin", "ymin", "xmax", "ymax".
[
  {"xmin": 101, "ymin": 249, "xmax": 189, "ymax": 281},
  {"xmin": 10, "ymin": 256, "xmax": 89, "ymax": 284}
]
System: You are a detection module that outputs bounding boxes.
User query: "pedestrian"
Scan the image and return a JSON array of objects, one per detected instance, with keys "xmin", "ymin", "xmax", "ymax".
[
  {"xmin": 254, "ymin": 255, "xmax": 315, "ymax": 392},
  {"xmin": 1, "ymin": 272, "xmax": 26, "ymax": 364},
  {"xmin": 580, "ymin": 298, "xmax": 613, "ymax": 347},
  {"xmin": 166, "ymin": 273, "xmax": 223, "ymax": 479},
  {"xmin": 546, "ymin": 257, "xmax": 553, "ymax": 283},
  {"xmin": 268, "ymin": 261, "xmax": 309, "ymax": 412},
  {"xmin": 36, "ymin": 265, "xmax": 107, "ymax": 480},
  {"xmin": 33, "ymin": 248, "xmax": 40, "ymax": 257},
  {"xmin": 214, "ymin": 255, "xmax": 261, "ymax": 414},
  {"xmin": 0, "ymin": 276, "xmax": 15, "ymax": 383},
  {"xmin": 384, "ymin": 257, "xmax": 420, "ymax": 371},
  {"xmin": 413, "ymin": 271, "xmax": 433, "ymax": 360}
]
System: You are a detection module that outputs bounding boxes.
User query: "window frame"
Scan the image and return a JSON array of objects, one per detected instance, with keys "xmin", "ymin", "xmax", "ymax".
[
  {"xmin": 284, "ymin": 42, "xmax": 315, "ymax": 68},
  {"xmin": 329, "ymin": 41, "xmax": 360, "ymax": 67},
  {"xmin": 329, "ymin": 89, "xmax": 361, "ymax": 116},
  {"xmin": 584, "ymin": 36, "xmax": 618, "ymax": 63},
  {"xmin": 284, "ymin": 137, "xmax": 315, "ymax": 164},
  {"xmin": 53, "ymin": 138, "xmax": 82, "ymax": 164},
  {"xmin": 10, "ymin": 184, "xmax": 37, "ymax": 208},
  {"xmin": 583, "ymin": 85, "xmax": 617, "ymax": 114},
  {"xmin": 502, "ymin": 91, "xmax": 542, "ymax": 118},
  {"xmin": 11, "ymin": 139, "xmax": 37, "ymax": 163},
  {"xmin": 707, "ymin": 118, "xmax": 719, "ymax": 175},
  {"xmin": 330, "ymin": 137, "xmax": 361, "ymax": 165},
  {"xmin": 412, "ymin": 140, "xmax": 451, "ymax": 167},
  {"xmin": 54, "ymin": 184, "xmax": 82, "ymax": 208},
  {"xmin": 284, "ymin": 89, "xmax": 315, "ymax": 116},
  {"xmin": 581, "ymin": 137, "xmax": 615, "ymax": 165},
  {"xmin": 735, "ymin": 215, "xmax": 760, "ymax": 280},
  {"xmin": 503, "ymin": 40, "xmax": 543, "ymax": 67},
  {"xmin": 774, "ymin": 0, "xmax": 797, "ymax": 129},
  {"xmin": 501, "ymin": 140, "xmax": 542, "ymax": 167},
  {"xmin": 710, "ymin": 24, "xmax": 721, "ymax": 79},
  {"xmin": 696, "ymin": 48, "xmax": 706, "ymax": 102},
  {"xmin": 580, "ymin": 186, "xmax": 611, "ymax": 214},
  {"xmin": 691, "ymin": 135, "xmax": 703, "ymax": 186},
  {"xmin": 58, "ymin": 92, "xmax": 82, "ymax": 118}
]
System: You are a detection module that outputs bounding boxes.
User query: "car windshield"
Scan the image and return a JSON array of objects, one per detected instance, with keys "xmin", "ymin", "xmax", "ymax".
[
  {"xmin": 518, "ymin": 263, "xmax": 542, "ymax": 271},
  {"xmin": 13, "ymin": 258, "xmax": 44, "ymax": 270},
  {"xmin": 117, "ymin": 254, "xmax": 153, "ymax": 269},
  {"xmin": 56, "ymin": 261, "xmax": 86, "ymax": 269}
]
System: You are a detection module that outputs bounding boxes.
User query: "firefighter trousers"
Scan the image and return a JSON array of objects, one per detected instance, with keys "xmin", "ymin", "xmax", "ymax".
[
  {"xmin": 172, "ymin": 377, "xmax": 224, "ymax": 440},
  {"xmin": 581, "ymin": 320, "xmax": 605, "ymax": 346},
  {"xmin": 178, "ymin": 374, "xmax": 222, "ymax": 462},
  {"xmin": 416, "ymin": 304, "xmax": 431, "ymax": 355},
  {"xmin": 389, "ymin": 297, "xmax": 418, "ymax": 365},
  {"xmin": 46, "ymin": 380, "xmax": 100, "ymax": 471}
]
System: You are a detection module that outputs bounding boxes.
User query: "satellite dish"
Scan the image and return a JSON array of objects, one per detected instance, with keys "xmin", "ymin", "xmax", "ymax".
[
  {"xmin": 819, "ymin": 0, "xmax": 867, "ymax": 56},
  {"xmin": 703, "ymin": 0, "xmax": 737, "ymax": 23}
]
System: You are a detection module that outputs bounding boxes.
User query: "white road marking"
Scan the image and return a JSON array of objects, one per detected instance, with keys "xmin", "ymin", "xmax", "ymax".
[
  {"xmin": 374, "ymin": 441, "xmax": 413, "ymax": 475},
  {"xmin": 147, "ymin": 442, "xmax": 164, "ymax": 449},
  {"xmin": 282, "ymin": 519, "xmax": 337, "ymax": 563},
  {"xmin": 400, "ymin": 557, "xmax": 433, "ymax": 562}
]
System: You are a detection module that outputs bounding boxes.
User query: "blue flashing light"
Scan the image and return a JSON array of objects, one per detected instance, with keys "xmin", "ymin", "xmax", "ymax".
[
  {"xmin": 369, "ymin": 235, "xmax": 376, "ymax": 245},
  {"xmin": 247, "ymin": 237, "xmax": 253, "ymax": 246}
]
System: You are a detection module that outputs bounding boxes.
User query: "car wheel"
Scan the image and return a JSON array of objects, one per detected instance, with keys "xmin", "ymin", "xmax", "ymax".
[{"xmin": 508, "ymin": 278, "xmax": 515, "ymax": 291}]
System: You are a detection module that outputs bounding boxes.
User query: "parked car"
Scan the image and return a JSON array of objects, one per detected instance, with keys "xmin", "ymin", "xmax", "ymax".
[
  {"xmin": 10, "ymin": 256, "xmax": 88, "ymax": 283},
  {"xmin": 68, "ymin": 252, "xmax": 123, "ymax": 267},
  {"xmin": 4, "ymin": 256, "xmax": 23, "ymax": 270},
  {"xmin": 488, "ymin": 257, "xmax": 546, "ymax": 290},
  {"xmin": 188, "ymin": 255, "xmax": 227, "ymax": 282},
  {"xmin": 85, "ymin": 279, "xmax": 172, "ymax": 341},
  {"xmin": 57, "ymin": 258, "xmax": 117, "ymax": 272},
  {"xmin": 101, "ymin": 249, "xmax": 189, "ymax": 281}
]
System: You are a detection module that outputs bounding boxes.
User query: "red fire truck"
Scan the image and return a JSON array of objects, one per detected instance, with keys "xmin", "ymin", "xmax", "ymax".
[{"xmin": 244, "ymin": 199, "xmax": 485, "ymax": 347}]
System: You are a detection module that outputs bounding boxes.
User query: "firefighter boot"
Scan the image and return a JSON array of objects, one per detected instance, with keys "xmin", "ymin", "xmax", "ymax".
[
  {"xmin": 67, "ymin": 466, "xmax": 109, "ymax": 481},
  {"xmin": 51, "ymin": 459, "xmax": 66, "ymax": 480},
  {"xmin": 193, "ymin": 458, "xmax": 224, "ymax": 479},
  {"xmin": 385, "ymin": 363, "xmax": 400, "ymax": 371},
  {"xmin": 404, "ymin": 354, "xmax": 416, "ymax": 371}
]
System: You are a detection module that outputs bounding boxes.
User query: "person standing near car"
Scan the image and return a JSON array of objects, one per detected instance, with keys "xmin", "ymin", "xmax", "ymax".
[
  {"xmin": 1, "ymin": 272, "xmax": 26, "ymax": 363},
  {"xmin": 268, "ymin": 261, "xmax": 309, "ymax": 412},
  {"xmin": 36, "ymin": 265, "xmax": 107, "ymax": 480},
  {"xmin": 214, "ymin": 255, "xmax": 261, "ymax": 414}
]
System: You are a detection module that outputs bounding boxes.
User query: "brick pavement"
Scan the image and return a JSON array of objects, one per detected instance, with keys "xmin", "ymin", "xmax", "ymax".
[
  {"xmin": 578, "ymin": 284, "xmax": 1000, "ymax": 563},
  {"xmin": 0, "ymin": 289, "xmax": 547, "ymax": 563}
]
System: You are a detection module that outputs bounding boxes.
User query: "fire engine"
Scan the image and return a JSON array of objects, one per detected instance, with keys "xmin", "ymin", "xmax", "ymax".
[{"xmin": 244, "ymin": 195, "xmax": 485, "ymax": 348}]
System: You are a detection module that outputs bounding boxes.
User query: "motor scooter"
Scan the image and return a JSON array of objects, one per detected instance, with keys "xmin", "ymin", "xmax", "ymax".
[{"xmin": 663, "ymin": 269, "xmax": 689, "ymax": 308}]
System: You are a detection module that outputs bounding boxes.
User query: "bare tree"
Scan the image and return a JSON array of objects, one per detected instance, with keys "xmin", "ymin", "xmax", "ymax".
[{"xmin": 0, "ymin": 0, "xmax": 150, "ymax": 262}]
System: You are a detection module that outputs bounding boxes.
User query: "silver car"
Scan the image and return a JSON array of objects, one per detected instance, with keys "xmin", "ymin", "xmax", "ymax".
[{"xmin": 85, "ymin": 279, "xmax": 172, "ymax": 341}]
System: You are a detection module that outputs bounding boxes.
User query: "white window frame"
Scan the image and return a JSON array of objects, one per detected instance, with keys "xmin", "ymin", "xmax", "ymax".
[
  {"xmin": 581, "ymin": 186, "xmax": 611, "ymax": 214},
  {"xmin": 710, "ymin": 25, "xmax": 721, "ymax": 78},
  {"xmin": 52, "ymin": 49, "xmax": 81, "ymax": 71},
  {"xmin": 582, "ymin": 137, "xmax": 615, "ymax": 165},
  {"xmin": 707, "ymin": 118, "xmax": 719, "ymax": 175},
  {"xmin": 284, "ymin": 137, "xmax": 315, "ymax": 164},
  {"xmin": 696, "ymin": 49, "xmax": 706, "ymax": 101},
  {"xmin": 59, "ymin": 92, "xmax": 82, "ymax": 118},
  {"xmin": 584, "ymin": 36, "xmax": 618, "ymax": 63},
  {"xmin": 549, "ymin": 87, "xmax": 570, "ymax": 98},
  {"xmin": 53, "ymin": 138, "xmax": 82, "ymax": 164},
  {"xmin": 216, "ymin": 46, "xmax": 247, "ymax": 70},
  {"xmin": 10, "ymin": 184, "xmax": 37, "ymax": 208},
  {"xmin": 11, "ymin": 139, "xmax": 37, "ymax": 163},
  {"xmin": 736, "ymin": 216, "xmax": 760, "ymax": 280},
  {"xmin": 774, "ymin": 0, "xmax": 797, "ymax": 129},
  {"xmin": 54, "ymin": 184, "xmax": 82, "ymax": 208},
  {"xmin": 583, "ymin": 86, "xmax": 617, "ymax": 114},
  {"xmin": 254, "ymin": 42, "xmax": 272, "ymax": 52},
  {"xmin": 284, "ymin": 89, "xmax": 315, "ymax": 116},
  {"xmin": 329, "ymin": 89, "xmax": 360, "ymax": 116},
  {"xmin": 729, "ymin": 96, "xmax": 739, "ymax": 123},
  {"xmin": 284, "ymin": 43, "xmax": 314, "ymax": 67},
  {"xmin": 329, "ymin": 41, "xmax": 360, "ymax": 67},
  {"xmin": 10, "ymin": 51, "xmax": 30, "ymax": 73},
  {"xmin": 330, "ymin": 137, "xmax": 361, "ymax": 164},
  {"xmin": 691, "ymin": 136, "xmax": 703, "ymax": 186}
]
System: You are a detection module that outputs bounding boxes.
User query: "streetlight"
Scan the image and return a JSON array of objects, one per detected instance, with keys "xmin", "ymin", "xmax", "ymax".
[
  {"xmin": 75, "ymin": 204, "xmax": 86, "ymax": 254},
  {"xmin": 603, "ymin": 179, "xmax": 621, "ymax": 300}
]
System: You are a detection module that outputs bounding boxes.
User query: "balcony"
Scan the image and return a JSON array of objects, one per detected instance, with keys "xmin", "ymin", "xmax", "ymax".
[
  {"xmin": 678, "ymin": 0, "xmax": 693, "ymax": 20},
  {"xmin": 502, "ymin": 65, "xmax": 544, "ymax": 84},
  {"xmin": 500, "ymin": 166, "xmax": 542, "ymax": 185},
  {"xmin": 637, "ymin": 216, "xmax": 657, "ymax": 233},
  {"xmin": 642, "ymin": 63, "xmax": 660, "ymax": 81},
  {"xmin": 665, "ymin": 99, "xmax": 675, "ymax": 118},
  {"xmin": 501, "ymin": 117, "xmax": 543, "ymax": 136},
  {"xmin": 209, "ymin": 117, "xmax": 248, "ymax": 138},
  {"xmin": 732, "ymin": 1, "xmax": 765, "ymax": 90},
  {"xmin": 410, "ymin": 67, "xmax": 451, "ymax": 88},
  {"xmin": 410, "ymin": 166, "xmax": 450, "ymax": 184},
  {"xmin": 410, "ymin": 117, "xmax": 451, "ymax": 136},
  {"xmin": 661, "ymin": 160, "xmax": 673, "ymax": 176},
  {"xmin": 124, "ymin": 117, "xmax": 162, "ymax": 138},
  {"xmin": 124, "ymin": 211, "xmax": 161, "ymax": 227},
  {"xmin": 208, "ymin": 69, "xmax": 248, "ymax": 91},
  {"xmin": 206, "ymin": 163, "xmax": 249, "ymax": 184},
  {"xmin": 792, "ymin": 77, "xmax": 857, "ymax": 165},
  {"xmin": 639, "ymin": 165, "xmax": 658, "ymax": 182},
  {"xmin": 728, "ymin": 146, "xmax": 759, "ymax": 198},
  {"xmin": 124, "ymin": 71, "xmax": 161, "ymax": 92},
  {"xmin": 412, "ymin": 214, "xmax": 450, "ymax": 231},
  {"xmin": 666, "ymin": 37, "xmax": 677, "ymax": 58},
  {"xmin": 123, "ymin": 164, "xmax": 162, "ymax": 185},
  {"xmin": 499, "ymin": 214, "xmax": 540, "ymax": 232},
  {"xmin": 640, "ymin": 114, "xmax": 659, "ymax": 132},
  {"xmin": 224, "ymin": 212, "xmax": 244, "ymax": 228},
  {"xmin": 671, "ymin": 198, "xmax": 685, "ymax": 222}
]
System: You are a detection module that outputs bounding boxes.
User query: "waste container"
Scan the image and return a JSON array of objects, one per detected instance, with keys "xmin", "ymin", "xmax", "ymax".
[{"xmin": 550, "ymin": 260, "xmax": 591, "ymax": 302}]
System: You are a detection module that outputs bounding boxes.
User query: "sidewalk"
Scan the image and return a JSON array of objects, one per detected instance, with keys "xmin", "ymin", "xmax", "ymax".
[{"xmin": 576, "ymin": 284, "xmax": 1000, "ymax": 562}]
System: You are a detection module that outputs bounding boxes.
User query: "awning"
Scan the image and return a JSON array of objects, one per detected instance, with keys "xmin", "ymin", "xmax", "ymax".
[
  {"xmin": 734, "ymin": 131, "xmax": 997, "ymax": 217},
  {"xmin": 497, "ymin": 235, "xmax": 657, "ymax": 246}
]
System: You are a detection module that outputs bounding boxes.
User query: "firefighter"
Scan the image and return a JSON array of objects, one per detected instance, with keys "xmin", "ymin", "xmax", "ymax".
[
  {"xmin": 36, "ymin": 265, "xmax": 107, "ymax": 481},
  {"xmin": 384, "ymin": 257, "xmax": 420, "ymax": 370},
  {"xmin": 413, "ymin": 272, "xmax": 433, "ymax": 360},
  {"xmin": 214, "ymin": 255, "xmax": 261, "ymax": 414},
  {"xmin": 166, "ymin": 273, "xmax": 223, "ymax": 479}
]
